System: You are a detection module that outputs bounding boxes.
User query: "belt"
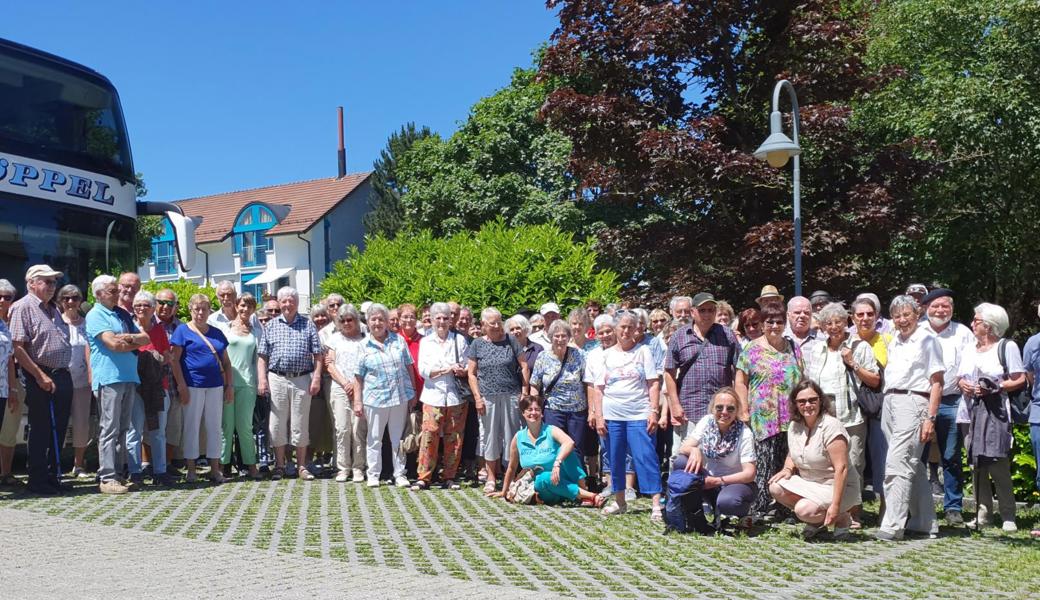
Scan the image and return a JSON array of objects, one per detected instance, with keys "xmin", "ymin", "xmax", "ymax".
[
  {"xmin": 39, "ymin": 366, "xmax": 69, "ymax": 375},
  {"xmin": 271, "ymin": 369, "xmax": 313, "ymax": 378},
  {"xmin": 888, "ymin": 388, "xmax": 929, "ymax": 399}
]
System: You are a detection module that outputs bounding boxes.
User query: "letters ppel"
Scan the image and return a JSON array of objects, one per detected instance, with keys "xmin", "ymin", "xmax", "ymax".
[{"xmin": 0, "ymin": 155, "xmax": 116, "ymax": 205}]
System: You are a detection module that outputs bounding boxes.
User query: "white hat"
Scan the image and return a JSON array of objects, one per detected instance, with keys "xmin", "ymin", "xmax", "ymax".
[
  {"xmin": 539, "ymin": 302, "xmax": 561, "ymax": 316},
  {"xmin": 25, "ymin": 264, "xmax": 62, "ymax": 282}
]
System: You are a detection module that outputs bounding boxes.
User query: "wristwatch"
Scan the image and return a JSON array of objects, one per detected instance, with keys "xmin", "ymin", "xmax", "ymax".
[{"xmin": 927, "ymin": 414, "xmax": 937, "ymax": 423}]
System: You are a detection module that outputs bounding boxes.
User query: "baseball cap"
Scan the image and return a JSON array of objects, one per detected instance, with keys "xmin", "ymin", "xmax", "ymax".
[
  {"xmin": 539, "ymin": 302, "xmax": 561, "ymax": 316},
  {"xmin": 25, "ymin": 264, "xmax": 62, "ymax": 282}
]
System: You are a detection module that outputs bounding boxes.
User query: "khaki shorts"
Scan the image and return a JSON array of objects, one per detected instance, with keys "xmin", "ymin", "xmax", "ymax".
[{"xmin": 0, "ymin": 378, "xmax": 26, "ymax": 446}]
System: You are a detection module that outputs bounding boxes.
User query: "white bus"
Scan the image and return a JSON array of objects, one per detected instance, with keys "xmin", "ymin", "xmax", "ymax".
[{"xmin": 0, "ymin": 37, "xmax": 195, "ymax": 288}]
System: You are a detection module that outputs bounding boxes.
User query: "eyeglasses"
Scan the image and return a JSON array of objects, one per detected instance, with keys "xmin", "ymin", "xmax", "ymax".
[
  {"xmin": 532, "ymin": 325, "xmax": 544, "ymax": 331},
  {"xmin": 0, "ymin": 295, "xmax": 13, "ymax": 301},
  {"xmin": 341, "ymin": 317, "xmax": 355, "ymax": 323},
  {"xmin": 133, "ymin": 304, "xmax": 151, "ymax": 311},
  {"xmin": 265, "ymin": 308, "xmax": 280, "ymax": 314},
  {"xmin": 764, "ymin": 319, "xmax": 785, "ymax": 326},
  {"xmin": 713, "ymin": 405, "xmax": 737, "ymax": 413},
  {"xmin": 157, "ymin": 299, "xmax": 176, "ymax": 307},
  {"xmin": 796, "ymin": 396, "xmax": 820, "ymax": 405},
  {"xmin": 651, "ymin": 318, "xmax": 668, "ymax": 324}
]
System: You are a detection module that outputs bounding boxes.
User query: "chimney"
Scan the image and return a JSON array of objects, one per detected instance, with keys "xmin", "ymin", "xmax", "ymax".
[{"xmin": 337, "ymin": 106, "xmax": 346, "ymax": 179}]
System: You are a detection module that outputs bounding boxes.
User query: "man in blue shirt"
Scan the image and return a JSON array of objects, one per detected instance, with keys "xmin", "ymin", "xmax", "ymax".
[
  {"xmin": 86, "ymin": 275, "xmax": 150, "ymax": 494},
  {"xmin": 1021, "ymin": 310, "xmax": 1040, "ymax": 508}
]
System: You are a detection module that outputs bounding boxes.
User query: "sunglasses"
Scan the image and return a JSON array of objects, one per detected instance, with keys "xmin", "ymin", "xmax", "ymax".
[
  {"xmin": 651, "ymin": 318, "xmax": 668, "ymax": 324},
  {"xmin": 764, "ymin": 319, "xmax": 785, "ymax": 326},
  {"xmin": 796, "ymin": 396, "xmax": 820, "ymax": 405},
  {"xmin": 265, "ymin": 308, "xmax": 280, "ymax": 314},
  {"xmin": 0, "ymin": 295, "xmax": 14, "ymax": 301},
  {"xmin": 157, "ymin": 299, "xmax": 176, "ymax": 307},
  {"xmin": 713, "ymin": 404, "xmax": 737, "ymax": 413}
]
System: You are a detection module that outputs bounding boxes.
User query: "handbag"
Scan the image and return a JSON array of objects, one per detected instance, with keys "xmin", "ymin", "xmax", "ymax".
[
  {"xmin": 452, "ymin": 333, "xmax": 474, "ymax": 401},
  {"xmin": 997, "ymin": 339, "xmax": 1030, "ymax": 424},
  {"xmin": 188, "ymin": 322, "xmax": 225, "ymax": 376},
  {"xmin": 401, "ymin": 409, "xmax": 423, "ymax": 454},
  {"xmin": 507, "ymin": 467, "xmax": 539, "ymax": 504},
  {"xmin": 848, "ymin": 340, "xmax": 884, "ymax": 419}
]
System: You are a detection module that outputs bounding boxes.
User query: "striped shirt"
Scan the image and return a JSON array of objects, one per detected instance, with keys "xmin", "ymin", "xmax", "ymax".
[
  {"xmin": 355, "ymin": 331, "xmax": 415, "ymax": 408},
  {"xmin": 8, "ymin": 294, "xmax": 71, "ymax": 369}
]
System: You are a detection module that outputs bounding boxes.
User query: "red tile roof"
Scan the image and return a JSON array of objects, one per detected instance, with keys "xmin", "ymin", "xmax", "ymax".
[{"xmin": 172, "ymin": 173, "xmax": 372, "ymax": 244}]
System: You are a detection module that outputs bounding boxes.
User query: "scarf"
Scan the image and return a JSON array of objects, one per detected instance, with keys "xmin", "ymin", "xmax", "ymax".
[{"xmin": 700, "ymin": 418, "xmax": 744, "ymax": 460}]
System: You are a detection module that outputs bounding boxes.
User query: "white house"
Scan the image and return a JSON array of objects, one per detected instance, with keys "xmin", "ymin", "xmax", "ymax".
[{"xmin": 139, "ymin": 173, "xmax": 372, "ymax": 308}]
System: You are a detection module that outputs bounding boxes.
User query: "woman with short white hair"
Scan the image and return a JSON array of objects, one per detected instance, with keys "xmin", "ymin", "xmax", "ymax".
[
  {"xmin": 0, "ymin": 278, "xmax": 18, "ymax": 486},
  {"xmin": 326, "ymin": 304, "xmax": 367, "ymax": 482},
  {"xmin": 468, "ymin": 306, "xmax": 530, "ymax": 494},
  {"xmin": 957, "ymin": 302, "xmax": 1025, "ymax": 532}
]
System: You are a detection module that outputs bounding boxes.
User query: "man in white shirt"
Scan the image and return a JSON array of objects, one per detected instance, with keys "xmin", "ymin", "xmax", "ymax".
[
  {"xmin": 784, "ymin": 296, "xmax": 818, "ymax": 354},
  {"xmin": 208, "ymin": 280, "xmax": 260, "ymax": 331},
  {"xmin": 529, "ymin": 302, "xmax": 561, "ymax": 349},
  {"xmin": 919, "ymin": 288, "xmax": 974, "ymax": 525}
]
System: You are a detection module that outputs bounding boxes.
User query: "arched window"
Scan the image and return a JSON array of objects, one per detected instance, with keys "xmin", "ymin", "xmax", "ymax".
[
  {"xmin": 233, "ymin": 204, "xmax": 276, "ymax": 267},
  {"xmin": 150, "ymin": 218, "xmax": 177, "ymax": 276}
]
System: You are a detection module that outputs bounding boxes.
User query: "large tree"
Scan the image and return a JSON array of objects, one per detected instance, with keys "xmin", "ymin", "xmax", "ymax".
[
  {"xmin": 363, "ymin": 122, "xmax": 433, "ymax": 239},
  {"xmin": 538, "ymin": 0, "xmax": 932, "ymax": 307}
]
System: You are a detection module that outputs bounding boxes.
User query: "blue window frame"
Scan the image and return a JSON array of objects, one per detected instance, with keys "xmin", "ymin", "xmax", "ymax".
[
  {"xmin": 233, "ymin": 204, "xmax": 276, "ymax": 267},
  {"xmin": 241, "ymin": 272, "xmax": 264, "ymax": 300},
  {"xmin": 150, "ymin": 218, "xmax": 177, "ymax": 276}
]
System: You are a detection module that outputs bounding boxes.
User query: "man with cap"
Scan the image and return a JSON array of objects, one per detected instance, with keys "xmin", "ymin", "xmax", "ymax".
[
  {"xmin": 8, "ymin": 265, "xmax": 74, "ymax": 494},
  {"xmin": 809, "ymin": 290, "xmax": 831, "ymax": 314},
  {"xmin": 756, "ymin": 285, "xmax": 784, "ymax": 308},
  {"xmin": 529, "ymin": 302, "xmax": 560, "ymax": 349},
  {"xmin": 905, "ymin": 284, "xmax": 928, "ymax": 320},
  {"xmin": 919, "ymin": 287, "xmax": 974, "ymax": 525},
  {"xmin": 663, "ymin": 292, "xmax": 741, "ymax": 449}
]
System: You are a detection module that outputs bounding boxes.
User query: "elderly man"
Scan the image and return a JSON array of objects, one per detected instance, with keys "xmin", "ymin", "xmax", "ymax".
[
  {"xmin": 86, "ymin": 274, "xmax": 151, "ymax": 494},
  {"xmin": 919, "ymin": 288, "xmax": 974, "ymax": 525},
  {"xmin": 257, "ymin": 286, "xmax": 323, "ymax": 480},
  {"xmin": 260, "ymin": 298, "xmax": 280, "ymax": 325},
  {"xmin": 529, "ymin": 302, "xmax": 561, "ymax": 349},
  {"xmin": 155, "ymin": 289, "xmax": 187, "ymax": 471},
  {"xmin": 117, "ymin": 272, "xmax": 140, "ymax": 315},
  {"xmin": 809, "ymin": 290, "xmax": 831, "ymax": 314},
  {"xmin": 664, "ymin": 292, "xmax": 740, "ymax": 449},
  {"xmin": 756, "ymin": 284, "xmax": 784, "ymax": 308},
  {"xmin": 8, "ymin": 265, "xmax": 74, "ymax": 495},
  {"xmin": 668, "ymin": 296, "xmax": 693, "ymax": 323},
  {"xmin": 784, "ymin": 296, "xmax": 818, "ymax": 353},
  {"xmin": 209, "ymin": 280, "xmax": 260, "ymax": 331}
]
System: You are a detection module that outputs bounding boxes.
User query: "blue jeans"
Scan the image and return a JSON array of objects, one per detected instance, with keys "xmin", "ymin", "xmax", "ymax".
[
  {"xmin": 543, "ymin": 407, "xmax": 587, "ymax": 461},
  {"xmin": 127, "ymin": 392, "xmax": 169, "ymax": 476},
  {"xmin": 1031, "ymin": 424, "xmax": 1040, "ymax": 494},
  {"xmin": 605, "ymin": 419, "xmax": 661, "ymax": 495},
  {"xmin": 933, "ymin": 395, "xmax": 963, "ymax": 511}
]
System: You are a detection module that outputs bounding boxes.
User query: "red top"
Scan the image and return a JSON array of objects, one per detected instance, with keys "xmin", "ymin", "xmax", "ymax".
[
  {"xmin": 402, "ymin": 329, "xmax": 424, "ymax": 400},
  {"xmin": 139, "ymin": 322, "xmax": 172, "ymax": 389}
]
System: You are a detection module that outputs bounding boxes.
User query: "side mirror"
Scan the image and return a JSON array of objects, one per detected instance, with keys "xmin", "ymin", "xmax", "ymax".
[{"xmin": 166, "ymin": 210, "xmax": 199, "ymax": 272}]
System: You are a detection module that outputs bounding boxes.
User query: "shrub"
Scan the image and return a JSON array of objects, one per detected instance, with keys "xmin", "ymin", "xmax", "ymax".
[
  {"xmin": 321, "ymin": 218, "xmax": 619, "ymax": 316},
  {"xmin": 140, "ymin": 279, "xmax": 217, "ymax": 322}
]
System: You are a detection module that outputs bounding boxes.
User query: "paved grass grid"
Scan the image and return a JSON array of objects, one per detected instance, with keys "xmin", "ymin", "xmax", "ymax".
[{"xmin": 2, "ymin": 478, "xmax": 1039, "ymax": 599}]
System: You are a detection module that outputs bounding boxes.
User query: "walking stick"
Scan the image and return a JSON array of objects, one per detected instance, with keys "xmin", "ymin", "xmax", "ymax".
[{"xmin": 48, "ymin": 391, "xmax": 63, "ymax": 481}]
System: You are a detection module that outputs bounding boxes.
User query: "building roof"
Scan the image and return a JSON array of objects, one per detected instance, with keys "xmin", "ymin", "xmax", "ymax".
[{"xmin": 172, "ymin": 173, "xmax": 372, "ymax": 244}]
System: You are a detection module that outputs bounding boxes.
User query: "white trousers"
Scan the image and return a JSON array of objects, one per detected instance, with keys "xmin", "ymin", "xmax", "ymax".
[
  {"xmin": 330, "ymin": 383, "xmax": 367, "ymax": 471},
  {"xmin": 879, "ymin": 392, "xmax": 936, "ymax": 535},
  {"xmin": 182, "ymin": 386, "xmax": 223, "ymax": 459},
  {"xmin": 364, "ymin": 402, "xmax": 407, "ymax": 481}
]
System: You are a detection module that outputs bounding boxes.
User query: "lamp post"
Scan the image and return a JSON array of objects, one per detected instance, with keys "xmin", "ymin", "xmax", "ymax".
[{"xmin": 754, "ymin": 79, "xmax": 802, "ymax": 297}]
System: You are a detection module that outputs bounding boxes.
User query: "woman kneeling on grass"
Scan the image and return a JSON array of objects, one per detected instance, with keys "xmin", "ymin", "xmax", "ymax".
[{"xmin": 491, "ymin": 395, "xmax": 603, "ymax": 507}]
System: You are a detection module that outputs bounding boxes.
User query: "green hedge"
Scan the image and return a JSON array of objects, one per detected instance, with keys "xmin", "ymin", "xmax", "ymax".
[
  {"xmin": 320, "ymin": 218, "xmax": 619, "ymax": 316},
  {"xmin": 140, "ymin": 279, "xmax": 217, "ymax": 322}
]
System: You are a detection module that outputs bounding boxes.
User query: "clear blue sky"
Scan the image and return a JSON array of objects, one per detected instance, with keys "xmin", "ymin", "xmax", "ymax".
[{"xmin": 3, "ymin": 1, "xmax": 558, "ymax": 201}]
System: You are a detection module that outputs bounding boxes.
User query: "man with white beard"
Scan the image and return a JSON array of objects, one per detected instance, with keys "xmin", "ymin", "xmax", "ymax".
[{"xmin": 919, "ymin": 288, "xmax": 974, "ymax": 526}]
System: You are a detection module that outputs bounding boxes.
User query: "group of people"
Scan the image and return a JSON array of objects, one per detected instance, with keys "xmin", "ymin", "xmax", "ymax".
[{"xmin": 1, "ymin": 265, "xmax": 1036, "ymax": 540}]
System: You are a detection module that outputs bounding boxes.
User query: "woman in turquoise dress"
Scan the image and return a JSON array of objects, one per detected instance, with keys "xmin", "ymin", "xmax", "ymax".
[{"xmin": 493, "ymin": 395, "xmax": 604, "ymax": 506}]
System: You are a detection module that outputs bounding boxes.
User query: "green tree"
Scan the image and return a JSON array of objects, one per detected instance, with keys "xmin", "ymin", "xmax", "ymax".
[
  {"xmin": 140, "ymin": 278, "xmax": 217, "ymax": 321},
  {"xmin": 396, "ymin": 65, "xmax": 583, "ymax": 236},
  {"xmin": 363, "ymin": 123, "xmax": 433, "ymax": 238},
  {"xmin": 859, "ymin": 0, "xmax": 1040, "ymax": 332},
  {"xmin": 321, "ymin": 218, "xmax": 619, "ymax": 315},
  {"xmin": 133, "ymin": 172, "xmax": 163, "ymax": 268}
]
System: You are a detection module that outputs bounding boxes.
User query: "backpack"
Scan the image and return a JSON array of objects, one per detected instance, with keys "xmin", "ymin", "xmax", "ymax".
[
  {"xmin": 997, "ymin": 339, "xmax": 1030, "ymax": 424},
  {"xmin": 662, "ymin": 469, "xmax": 714, "ymax": 535}
]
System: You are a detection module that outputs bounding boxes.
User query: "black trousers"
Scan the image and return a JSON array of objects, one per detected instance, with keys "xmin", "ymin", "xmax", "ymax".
[{"xmin": 26, "ymin": 369, "xmax": 72, "ymax": 485}]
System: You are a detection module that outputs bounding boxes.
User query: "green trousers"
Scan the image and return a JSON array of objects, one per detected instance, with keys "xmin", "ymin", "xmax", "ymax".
[{"xmin": 222, "ymin": 385, "xmax": 257, "ymax": 465}]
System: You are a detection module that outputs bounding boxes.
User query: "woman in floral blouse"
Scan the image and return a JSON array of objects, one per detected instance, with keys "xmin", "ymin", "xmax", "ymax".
[
  {"xmin": 735, "ymin": 301, "xmax": 803, "ymax": 516},
  {"xmin": 530, "ymin": 320, "xmax": 587, "ymax": 464}
]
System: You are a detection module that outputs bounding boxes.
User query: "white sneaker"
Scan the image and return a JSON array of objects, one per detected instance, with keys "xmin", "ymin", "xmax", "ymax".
[
  {"xmin": 1002, "ymin": 521, "xmax": 1018, "ymax": 533},
  {"xmin": 352, "ymin": 469, "xmax": 365, "ymax": 483},
  {"xmin": 366, "ymin": 478, "xmax": 380, "ymax": 488},
  {"xmin": 967, "ymin": 505, "xmax": 990, "ymax": 528},
  {"xmin": 335, "ymin": 471, "xmax": 349, "ymax": 483},
  {"xmin": 624, "ymin": 488, "xmax": 637, "ymax": 502},
  {"xmin": 70, "ymin": 465, "xmax": 91, "ymax": 479},
  {"xmin": 395, "ymin": 476, "xmax": 411, "ymax": 488}
]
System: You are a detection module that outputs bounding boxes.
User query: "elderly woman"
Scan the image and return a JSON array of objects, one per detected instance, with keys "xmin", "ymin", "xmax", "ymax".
[
  {"xmin": 493, "ymin": 395, "xmax": 603, "ymax": 506},
  {"xmin": 531, "ymin": 320, "xmax": 588, "ymax": 464},
  {"xmin": 354, "ymin": 303, "xmax": 416, "ymax": 488},
  {"xmin": 735, "ymin": 301, "xmax": 804, "ymax": 516},
  {"xmin": 674, "ymin": 387, "xmax": 756, "ymax": 528},
  {"xmin": 770, "ymin": 380, "xmax": 860, "ymax": 540},
  {"xmin": 326, "ymin": 304, "xmax": 368, "ymax": 482},
  {"xmin": 849, "ymin": 297, "xmax": 893, "ymax": 508},
  {"xmin": 957, "ymin": 303, "xmax": 1025, "ymax": 532},
  {"xmin": 0, "ymin": 279, "xmax": 18, "ymax": 486},
  {"xmin": 805, "ymin": 302, "xmax": 878, "ymax": 527},
  {"xmin": 568, "ymin": 307, "xmax": 594, "ymax": 350},
  {"xmin": 582, "ymin": 314, "xmax": 620, "ymax": 487},
  {"xmin": 308, "ymin": 302, "xmax": 334, "ymax": 467},
  {"xmin": 505, "ymin": 314, "xmax": 542, "ymax": 377},
  {"xmin": 170, "ymin": 294, "xmax": 234, "ymax": 483},
  {"xmin": 57, "ymin": 284, "xmax": 92, "ymax": 478},
  {"xmin": 467, "ymin": 307, "xmax": 529, "ymax": 493},
  {"xmin": 715, "ymin": 301, "xmax": 736, "ymax": 329},
  {"xmin": 129, "ymin": 291, "xmax": 174, "ymax": 487},
  {"xmin": 413, "ymin": 302, "xmax": 470, "ymax": 490},
  {"xmin": 529, "ymin": 313, "xmax": 545, "ymax": 337},
  {"xmin": 222, "ymin": 293, "xmax": 261, "ymax": 480},
  {"xmin": 874, "ymin": 295, "xmax": 943, "ymax": 541},
  {"xmin": 735, "ymin": 307, "xmax": 763, "ymax": 348},
  {"xmin": 648, "ymin": 309, "xmax": 670, "ymax": 337},
  {"xmin": 594, "ymin": 312, "xmax": 664, "ymax": 519}
]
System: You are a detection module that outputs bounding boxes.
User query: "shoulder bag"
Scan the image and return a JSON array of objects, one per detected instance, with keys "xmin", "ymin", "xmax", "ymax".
[
  {"xmin": 847, "ymin": 340, "xmax": 884, "ymax": 419},
  {"xmin": 187, "ymin": 322, "xmax": 225, "ymax": 376},
  {"xmin": 453, "ymin": 333, "xmax": 474, "ymax": 401},
  {"xmin": 998, "ymin": 339, "xmax": 1030, "ymax": 424},
  {"xmin": 539, "ymin": 348, "xmax": 570, "ymax": 398}
]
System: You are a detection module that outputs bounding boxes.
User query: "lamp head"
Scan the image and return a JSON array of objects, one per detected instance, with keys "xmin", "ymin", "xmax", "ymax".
[{"xmin": 754, "ymin": 110, "xmax": 800, "ymax": 168}]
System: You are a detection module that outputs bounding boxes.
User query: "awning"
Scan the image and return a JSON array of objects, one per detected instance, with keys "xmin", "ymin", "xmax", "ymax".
[{"xmin": 244, "ymin": 266, "xmax": 293, "ymax": 286}]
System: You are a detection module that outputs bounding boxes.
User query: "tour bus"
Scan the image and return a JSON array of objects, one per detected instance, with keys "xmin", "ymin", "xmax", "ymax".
[{"xmin": 0, "ymin": 37, "xmax": 196, "ymax": 443}]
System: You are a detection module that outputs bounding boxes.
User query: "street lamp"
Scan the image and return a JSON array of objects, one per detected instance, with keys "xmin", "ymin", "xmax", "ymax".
[{"xmin": 754, "ymin": 79, "xmax": 803, "ymax": 296}]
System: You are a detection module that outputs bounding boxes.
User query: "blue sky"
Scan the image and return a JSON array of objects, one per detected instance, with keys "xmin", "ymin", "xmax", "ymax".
[{"xmin": 3, "ymin": 2, "xmax": 558, "ymax": 201}]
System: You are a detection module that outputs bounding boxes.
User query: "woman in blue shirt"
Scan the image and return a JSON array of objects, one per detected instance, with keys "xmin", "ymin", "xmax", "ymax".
[{"xmin": 492, "ymin": 395, "xmax": 604, "ymax": 507}]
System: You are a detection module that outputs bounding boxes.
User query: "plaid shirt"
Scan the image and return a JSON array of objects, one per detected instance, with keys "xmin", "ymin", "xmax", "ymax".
[
  {"xmin": 664, "ymin": 323, "xmax": 739, "ymax": 422},
  {"xmin": 355, "ymin": 331, "xmax": 415, "ymax": 408},
  {"xmin": 258, "ymin": 312, "xmax": 321, "ymax": 374},
  {"xmin": 8, "ymin": 294, "xmax": 71, "ymax": 370}
]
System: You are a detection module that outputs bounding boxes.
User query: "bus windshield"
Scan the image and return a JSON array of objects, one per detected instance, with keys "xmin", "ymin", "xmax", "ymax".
[{"xmin": 0, "ymin": 41, "xmax": 133, "ymax": 182}]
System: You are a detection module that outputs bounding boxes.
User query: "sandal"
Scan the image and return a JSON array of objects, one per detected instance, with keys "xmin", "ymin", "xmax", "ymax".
[
  {"xmin": 0, "ymin": 474, "xmax": 23, "ymax": 487},
  {"xmin": 442, "ymin": 479, "xmax": 461, "ymax": 490},
  {"xmin": 650, "ymin": 506, "xmax": 664, "ymax": 523},
  {"xmin": 601, "ymin": 501, "xmax": 628, "ymax": 516},
  {"xmin": 410, "ymin": 480, "xmax": 428, "ymax": 492},
  {"xmin": 483, "ymin": 480, "xmax": 497, "ymax": 494},
  {"xmin": 849, "ymin": 519, "xmax": 862, "ymax": 530},
  {"xmin": 270, "ymin": 467, "xmax": 284, "ymax": 481}
]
